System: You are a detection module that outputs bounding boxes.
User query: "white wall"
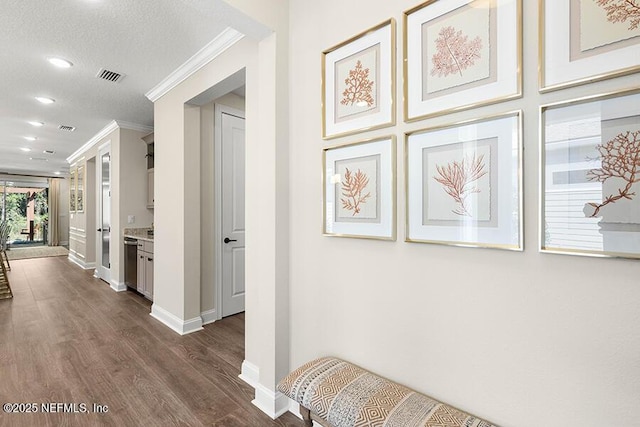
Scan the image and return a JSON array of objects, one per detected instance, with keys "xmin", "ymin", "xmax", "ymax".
[
  {"xmin": 152, "ymin": 2, "xmax": 291, "ymax": 413},
  {"xmin": 288, "ymin": 1, "xmax": 640, "ymax": 427}
]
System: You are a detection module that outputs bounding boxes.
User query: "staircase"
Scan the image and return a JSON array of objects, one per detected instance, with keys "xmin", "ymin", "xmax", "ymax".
[
  {"xmin": 0, "ymin": 220, "xmax": 11, "ymax": 299},
  {"xmin": 0, "ymin": 262, "xmax": 12, "ymax": 300}
]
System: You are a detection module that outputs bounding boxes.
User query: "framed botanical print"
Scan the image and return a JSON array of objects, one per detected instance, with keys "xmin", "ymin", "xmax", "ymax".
[
  {"xmin": 541, "ymin": 89, "xmax": 640, "ymax": 258},
  {"xmin": 69, "ymin": 167, "xmax": 76, "ymax": 213},
  {"xmin": 322, "ymin": 19, "xmax": 396, "ymax": 139},
  {"xmin": 406, "ymin": 111, "xmax": 522, "ymax": 249},
  {"xmin": 323, "ymin": 136, "xmax": 396, "ymax": 240},
  {"xmin": 404, "ymin": 0, "xmax": 521, "ymax": 121},
  {"xmin": 540, "ymin": 0, "xmax": 640, "ymax": 92},
  {"xmin": 76, "ymin": 165, "xmax": 84, "ymax": 213}
]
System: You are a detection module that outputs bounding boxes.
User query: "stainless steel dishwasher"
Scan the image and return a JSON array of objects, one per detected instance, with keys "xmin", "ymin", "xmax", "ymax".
[{"xmin": 124, "ymin": 237, "xmax": 138, "ymax": 289}]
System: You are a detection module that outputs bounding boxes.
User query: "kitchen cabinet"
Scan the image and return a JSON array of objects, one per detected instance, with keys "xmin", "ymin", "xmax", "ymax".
[{"xmin": 136, "ymin": 240, "xmax": 154, "ymax": 300}]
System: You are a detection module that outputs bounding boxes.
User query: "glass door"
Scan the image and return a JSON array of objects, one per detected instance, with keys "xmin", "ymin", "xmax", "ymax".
[
  {"xmin": 96, "ymin": 147, "xmax": 111, "ymax": 282},
  {"xmin": 0, "ymin": 178, "xmax": 48, "ymax": 246}
]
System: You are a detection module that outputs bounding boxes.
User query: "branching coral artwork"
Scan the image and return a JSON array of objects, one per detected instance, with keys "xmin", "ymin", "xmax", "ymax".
[
  {"xmin": 340, "ymin": 60, "xmax": 375, "ymax": 107},
  {"xmin": 430, "ymin": 26, "xmax": 483, "ymax": 78},
  {"xmin": 433, "ymin": 153, "xmax": 488, "ymax": 217},
  {"xmin": 596, "ymin": 0, "xmax": 640, "ymax": 30},
  {"xmin": 340, "ymin": 168, "xmax": 371, "ymax": 216},
  {"xmin": 586, "ymin": 130, "xmax": 640, "ymax": 217}
]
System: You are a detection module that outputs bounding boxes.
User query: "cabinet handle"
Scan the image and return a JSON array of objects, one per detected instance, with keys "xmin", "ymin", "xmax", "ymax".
[{"xmin": 148, "ymin": 257, "xmax": 153, "ymax": 261}]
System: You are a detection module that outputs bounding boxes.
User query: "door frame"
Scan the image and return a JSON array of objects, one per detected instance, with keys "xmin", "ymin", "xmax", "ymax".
[
  {"xmin": 95, "ymin": 141, "xmax": 111, "ymax": 283},
  {"xmin": 214, "ymin": 103, "xmax": 246, "ymax": 321}
]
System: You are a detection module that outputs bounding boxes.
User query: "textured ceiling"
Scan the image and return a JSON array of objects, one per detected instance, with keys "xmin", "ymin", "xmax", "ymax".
[{"xmin": 0, "ymin": 0, "xmax": 239, "ymax": 177}]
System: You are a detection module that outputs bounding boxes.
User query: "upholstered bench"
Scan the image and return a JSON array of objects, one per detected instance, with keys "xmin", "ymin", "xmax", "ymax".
[{"xmin": 278, "ymin": 357, "xmax": 497, "ymax": 427}]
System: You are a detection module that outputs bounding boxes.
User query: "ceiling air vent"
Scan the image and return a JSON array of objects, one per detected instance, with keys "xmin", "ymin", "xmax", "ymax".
[
  {"xmin": 58, "ymin": 125, "xmax": 75, "ymax": 132},
  {"xmin": 96, "ymin": 68, "xmax": 125, "ymax": 83},
  {"xmin": 43, "ymin": 150, "xmax": 55, "ymax": 155}
]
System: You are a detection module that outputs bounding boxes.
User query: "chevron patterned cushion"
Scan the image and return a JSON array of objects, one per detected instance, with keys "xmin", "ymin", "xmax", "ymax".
[{"xmin": 278, "ymin": 357, "xmax": 497, "ymax": 427}]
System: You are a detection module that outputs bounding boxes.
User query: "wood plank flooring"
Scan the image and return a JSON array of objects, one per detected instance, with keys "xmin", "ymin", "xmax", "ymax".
[{"xmin": 0, "ymin": 256, "xmax": 301, "ymax": 427}]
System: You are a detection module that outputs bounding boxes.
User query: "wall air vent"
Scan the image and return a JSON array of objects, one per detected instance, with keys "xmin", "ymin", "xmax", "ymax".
[
  {"xmin": 96, "ymin": 68, "xmax": 125, "ymax": 83},
  {"xmin": 58, "ymin": 125, "xmax": 76, "ymax": 132}
]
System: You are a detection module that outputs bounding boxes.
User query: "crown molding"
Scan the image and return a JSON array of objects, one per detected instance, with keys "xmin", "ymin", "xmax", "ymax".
[
  {"xmin": 116, "ymin": 120, "xmax": 154, "ymax": 134},
  {"xmin": 145, "ymin": 27, "xmax": 245, "ymax": 103},
  {"xmin": 67, "ymin": 120, "xmax": 153, "ymax": 163}
]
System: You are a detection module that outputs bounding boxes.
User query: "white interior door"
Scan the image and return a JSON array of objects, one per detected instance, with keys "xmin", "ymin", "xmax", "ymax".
[
  {"xmin": 96, "ymin": 145, "xmax": 111, "ymax": 282},
  {"xmin": 221, "ymin": 111, "xmax": 246, "ymax": 317}
]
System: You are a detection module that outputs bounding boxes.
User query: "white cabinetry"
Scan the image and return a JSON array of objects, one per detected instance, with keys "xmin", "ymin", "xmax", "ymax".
[{"xmin": 136, "ymin": 240, "xmax": 154, "ymax": 300}]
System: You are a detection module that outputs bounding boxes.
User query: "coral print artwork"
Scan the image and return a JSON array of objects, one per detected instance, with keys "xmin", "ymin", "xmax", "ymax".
[
  {"xmin": 334, "ymin": 45, "xmax": 381, "ymax": 123},
  {"xmin": 423, "ymin": 2, "xmax": 492, "ymax": 95},
  {"xmin": 577, "ymin": 0, "xmax": 640, "ymax": 55},
  {"xmin": 585, "ymin": 127, "xmax": 640, "ymax": 218},
  {"xmin": 335, "ymin": 155, "xmax": 379, "ymax": 221},
  {"xmin": 425, "ymin": 143, "xmax": 492, "ymax": 222}
]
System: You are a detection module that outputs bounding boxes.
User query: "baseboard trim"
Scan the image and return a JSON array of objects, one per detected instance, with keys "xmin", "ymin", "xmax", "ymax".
[
  {"xmin": 110, "ymin": 280, "xmax": 127, "ymax": 292},
  {"xmin": 68, "ymin": 253, "xmax": 95, "ymax": 270},
  {"xmin": 239, "ymin": 360, "xmax": 259, "ymax": 388},
  {"xmin": 200, "ymin": 308, "xmax": 217, "ymax": 325},
  {"xmin": 150, "ymin": 304, "xmax": 204, "ymax": 335},
  {"xmin": 252, "ymin": 383, "xmax": 290, "ymax": 420}
]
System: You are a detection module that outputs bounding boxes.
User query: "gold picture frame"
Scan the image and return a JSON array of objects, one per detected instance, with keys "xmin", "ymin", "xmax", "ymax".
[
  {"xmin": 323, "ymin": 135, "xmax": 396, "ymax": 240},
  {"xmin": 539, "ymin": 0, "xmax": 640, "ymax": 92},
  {"xmin": 322, "ymin": 19, "xmax": 396, "ymax": 139},
  {"xmin": 406, "ymin": 111, "xmax": 523, "ymax": 250},
  {"xmin": 404, "ymin": 0, "xmax": 522, "ymax": 122},
  {"xmin": 540, "ymin": 87, "xmax": 640, "ymax": 258}
]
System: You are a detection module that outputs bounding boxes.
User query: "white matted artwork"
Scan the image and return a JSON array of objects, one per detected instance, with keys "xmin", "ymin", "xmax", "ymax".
[
  {"xmin": 541, "ymin": 89, "xmax": 640, "ymax": 258},
  {"xmin": 404, "ymin": 0, "xmax": 521, "ymax": 121},
  {"xmin": 324, "ymin": 136, "xmax": 396, "ymax": 240},
  {"xmin": 541, "ymin": 0, "xmax": 640, "ymax": 91},
  {"xmin": 406, "ymin": 111, "xmax": 522, "ymax": 249},
  {"xmin": 322, "ymin": 19, "xmax": 395, "ymax": 139}
]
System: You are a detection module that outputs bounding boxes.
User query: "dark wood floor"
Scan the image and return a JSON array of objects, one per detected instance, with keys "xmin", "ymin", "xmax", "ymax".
[{"xmin": 0, "ymin": 256, "xmax": 300, "ymax": 427}]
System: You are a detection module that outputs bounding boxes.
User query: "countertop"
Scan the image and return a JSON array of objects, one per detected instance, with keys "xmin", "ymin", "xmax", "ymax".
[{"xmin": 123, "ymin": 227, "xmax": 154, "ymax": 242}]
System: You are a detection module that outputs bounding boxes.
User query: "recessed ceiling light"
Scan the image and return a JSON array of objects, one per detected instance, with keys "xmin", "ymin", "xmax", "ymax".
[
  {"xmin": 28, "ymin": 121, "xmax": 45, "ymax": 127},
  {"xmin": 48, "ymin": 57, "xmax": 73, "ymax": 68},
  {"xmin": 35, "ymin": 97, "xmax": 55, "ymax": 104},
  {"xmin": 29, "ymin": 157, "xmax": 48, "ymax": 162},
  {"xmin": 20, "ymin": 147, "xmax": 32, "ymax": 152},
  {"xmin": 24, "ymin": 136, "xmax": 38, "ymax": 141},
  {"xmin": 54, "ymin": 171, "xmax": 61, "ymax": 175}
]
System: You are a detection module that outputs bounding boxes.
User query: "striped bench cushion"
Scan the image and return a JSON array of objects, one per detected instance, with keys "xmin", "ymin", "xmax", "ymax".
[{"xmin": 278, "ymin": 357, "xmax": 497, "ymax": 427}]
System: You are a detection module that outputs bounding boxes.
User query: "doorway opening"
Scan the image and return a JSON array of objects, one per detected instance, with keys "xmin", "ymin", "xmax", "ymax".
[
  {"xmin": 0, "ymin": 178, "xmax": 49, "ymax": 247},
  {"xmin": 185, "ymin": 69, "xmax": 247, "ymax": 329}
]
